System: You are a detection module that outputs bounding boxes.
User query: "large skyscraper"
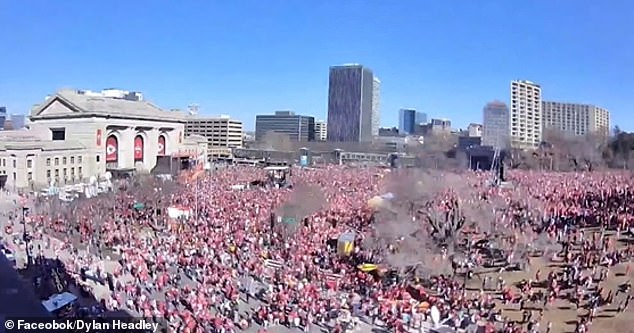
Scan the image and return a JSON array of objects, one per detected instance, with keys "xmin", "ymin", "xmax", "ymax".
[
  {"xmin": 327, "ymin": 64, "xmax": 374, "ymax": 142},
  {"xmin": 510, "ymin": 80, "xmax": 542, "ymax": 149},
  {"xmin": 371, "ymin": 76, "xmax": 381, "ymax": 136},
  {"xmin": 399, "ymin": 108, "xmax": 417, "ymax": 134},
  {"xmin": 542, "ymin": 102, "xmax": 610, "ymax": 138},
  {"xmin": 482, "ymin": 100, "xmax": 510, "ymax": 148}
]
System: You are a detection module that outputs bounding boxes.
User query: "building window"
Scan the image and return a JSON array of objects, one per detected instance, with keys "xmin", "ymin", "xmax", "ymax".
[
  {"xmin": 63, "ymin": 168, "xmax": 67, "ymax": 177},
  {"xmin": 78, "ymin": 156, "xmax": 83, "ymax": 164},
  {"xmin": 71, "ymin": 156, "xmax": 75, "ymax": 164},
  {"xmin": 51, "ymin": 128, "xmax": 66, "ymax": 141},
  {"xmin": 55, "ymin": 158, "xmax": 59, "ymax": 166},
  {"xmin": 46, "ymin": 170, "xmax": 51, "ymax": 179},
  {"xmin": 71, "ymin": 167, "xmax": 75, "ymax": 176},
  {"xmin": 63, "ymin": 157, "xmax": 67, "ymax": 164},
  {"xmin": 27, "ymin": 160, "xmax": 32, "ymax": 168},
  {"xmin": 46, "ymin": 158, "xmax": 51, "ymax": 166},
  {"xmin": 54, "ymin": 169, "xmax": 59, "ymax": 177},
  {"xmin": 78, "ymin": 166, "xmax": 82, "ymax": 176},
  {"xmin": 28, "ymin": 172, "xmax": 33, "ymax": 181},
  {"xmin": 12, "ymin": 159, "xmax": 16, "ymax": 168},
  {"xmin": 96, "ymin": 155, "xmax": 100, "ymax": 163}
]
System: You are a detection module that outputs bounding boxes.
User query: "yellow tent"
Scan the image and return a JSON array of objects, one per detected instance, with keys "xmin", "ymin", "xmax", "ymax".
[{"xmin": 357, "ymin": 264, "xmax": 378, "ymax": 272}]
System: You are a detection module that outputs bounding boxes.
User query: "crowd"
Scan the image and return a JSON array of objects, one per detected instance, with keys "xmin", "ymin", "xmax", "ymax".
[{"xmin": 2, "ymin": 166, "xmax": 634, "ymax": 333}]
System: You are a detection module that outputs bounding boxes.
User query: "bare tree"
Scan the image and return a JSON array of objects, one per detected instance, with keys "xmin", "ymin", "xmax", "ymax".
[
  {"xmin": 542, "ymin": 128, "xmax": 606, "ymax": 171},
  {"xmin": 407, "ymin": 132, "xmax": 459, "ymax": 169},
  {"xmin": 369, "ymin": 169, "xmax": 500, "ymax": 277}
]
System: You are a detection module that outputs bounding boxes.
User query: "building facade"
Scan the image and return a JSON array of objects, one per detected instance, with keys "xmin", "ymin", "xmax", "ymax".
[
  {"xmin": 0, "ymin": 107, "xmax": 6, "ymax": 130},
  {"xmin": 372, "ymin": 76, "xmax": 381, "ymax": 136},
  {"xmin": 399, "ymin": 109, "xmax": 417, "ymax": 135},
  {"xmin": 255, "ymin": 111, "xmax": 315, "ymax": 142},
  {"xmin": 0, "ymin": 89, "xmax": 208, "ymax": 191},
  {"xmin": 482, "ymin": 100, "xmax": 509, "ymax": 149},
  {"xmin": 314, "ymin": 120, "xmax": 327, "ymax": 141},
  {"xmin": 415, "ymin": 112, "xmax": 427, "ymax": 127},
  {"xmin": 467, "ymin": 123, "xmax": 483, "ymax": 137},
  {"xmin": 430, "ymin": 118, "xmax": 452, "ymax": 133},
  {"xmin": 185, "ymin": 115, "xmax": 243, "ymax": 159},
  {"xmin": 378, "ymin": 127, "xmax": 401, "ymax": 137},
  {"xmin": 327, "ymin": 64, "xmax": 374, "ymax": 142},
  {"xmin": 542, "ymin": 101, "xmax": 610, "ymax": 137},
  {"xmin": 510, "ymin": 80, "xmax": 542, "ymax": 149}
]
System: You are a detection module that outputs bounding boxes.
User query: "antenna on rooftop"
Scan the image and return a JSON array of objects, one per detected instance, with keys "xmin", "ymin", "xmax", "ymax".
[{"xmin": 188, "ymin": 103, "xmax": 200, "ymax": 116}]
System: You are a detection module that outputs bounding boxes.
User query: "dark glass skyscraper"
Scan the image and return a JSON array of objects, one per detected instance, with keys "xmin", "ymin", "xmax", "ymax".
[
  {"xmin": 399, "ymin": 109, "xmax": 416, "ymax": 134},
  {"xmin": 327, "ymin": 64, "xmax": 374, "ymax": 142}
]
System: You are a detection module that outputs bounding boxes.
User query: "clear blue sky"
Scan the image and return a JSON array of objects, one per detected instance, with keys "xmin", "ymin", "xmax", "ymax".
[{"xmin": 1, "ymin": 0, "xmax": 633, "ymax": 131}]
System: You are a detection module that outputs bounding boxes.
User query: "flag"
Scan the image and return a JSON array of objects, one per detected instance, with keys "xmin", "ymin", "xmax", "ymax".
[
  {"xmin": 264, "ymin": 259, "xmax": 283, "ymax": 269},
  {"xmin": 189, "ymin": 163, "xmax": 205, "ymax": 181}
]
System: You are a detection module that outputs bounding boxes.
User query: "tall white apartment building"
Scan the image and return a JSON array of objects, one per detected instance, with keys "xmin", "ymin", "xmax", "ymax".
[
  {"xmin": 510, "ymin": 80, "xmax": 542, "ymax": 149},
  {"xmin": 371, "ymin": 76, "xmax": 381, "ymax": 136},
  {"xmin": 482, "ymin": 100, "xmax": 509, "ymax": 148},
  {"xmin": 542, "ymin": 101, "xmax": 610, "ymax": 137},
  {"xmin": 315, "ymin": 120, "xmax": 327, "ymax": 141}
]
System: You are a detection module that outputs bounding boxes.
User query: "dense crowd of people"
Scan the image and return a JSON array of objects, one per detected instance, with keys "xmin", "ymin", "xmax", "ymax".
[{"xmin": 2, "ymin": 165, "xmax": 634, "ymax": 333}]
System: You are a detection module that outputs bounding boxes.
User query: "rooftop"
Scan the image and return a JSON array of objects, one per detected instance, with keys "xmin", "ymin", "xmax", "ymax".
[
  {"xmin": 0, "ymin": 127, "xmax": 85, "ymax": 151},
  {"xmin": 31, "ymin": 89, "xmax": 187, "ymax": 122}
]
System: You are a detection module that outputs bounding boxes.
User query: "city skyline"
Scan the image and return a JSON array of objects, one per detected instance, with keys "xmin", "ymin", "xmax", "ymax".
[{"xmin": 1, "ymin": 1, "xmax": 632, "ymax": 131}]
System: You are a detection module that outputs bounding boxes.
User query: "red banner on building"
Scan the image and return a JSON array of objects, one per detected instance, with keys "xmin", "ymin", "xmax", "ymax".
[
  {"xmin": 96, "ymin": 129, "xmax": 102, "ymax": 147},
  {"xmin": 105, "ymin": 136, "xmax": 118, "ymax": 162},
  {"xmin": 134, "ymin": 136, "xmax": 144, "ymax": 161},
  {"xmin": 158, "ymin": 135, "xmax": 166, "ymax": 155}
]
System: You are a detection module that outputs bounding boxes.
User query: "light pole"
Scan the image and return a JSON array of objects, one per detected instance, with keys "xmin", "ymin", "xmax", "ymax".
[{"xmin": 22, "ymin": 206, "xmax": 31, "ymax": 267}]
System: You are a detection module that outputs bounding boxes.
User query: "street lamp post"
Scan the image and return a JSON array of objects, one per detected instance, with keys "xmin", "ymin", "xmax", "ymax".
[{"xmin": 22, "ymin": 206, "xmax": 31, "ymax": 267}]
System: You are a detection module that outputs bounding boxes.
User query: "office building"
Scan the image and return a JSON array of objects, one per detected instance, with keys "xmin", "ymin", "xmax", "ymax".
[
  {"xmin": 0, "ymin": 107, "xmax": 6, "ymax": 130},
  {"xmin": 542, "ymin": 101, "xmax": 610, "ymax": 137},
  {"xmin": 482, "ymin": 100, "xmax": 510, "ymax": 149},
  {"xmin": 255, "ymin": 111, "xmax": 315, "ymax": 142},
  {"xmin": 327, "ymin": 64, "xmax": 374, "ymax": 142},
  {"xmin": 10, "ymin": 114, "xmax": 26, "ymax": 129},
  {"xmin": 510, "ymin": 80, "xmax": 542, "ymax": 149},
  {"xmin": 418, "ymin": 118, "xmax": 452, "ymax": 136},
  {"xmin": 315, "ymin": 120, "xmax": 327, "ymax": 141},
  {"xmin": 185, "ymin": 115, "xmax": 243, "ymax": 159},
  {"xmin": 467, "ymin": 123, "xmax": 483, "ymax": 137},
  {"xmin": 378, "ymin": 127, "xmax": 401, "ymax": 137},
  {"xmin": 372, "ymin": 76, "xmax": 381, "ymax": 136},
  {"xmin": 399, "ymin": 109, "xmax": 417, "ymax": 135},
  {"xmin": 415, "ymin": 112, "xmax": 428, "ymax": 126},
  {"xmin": 430, "ymin": 118, "xmax": 452, "ymax": 132}
]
